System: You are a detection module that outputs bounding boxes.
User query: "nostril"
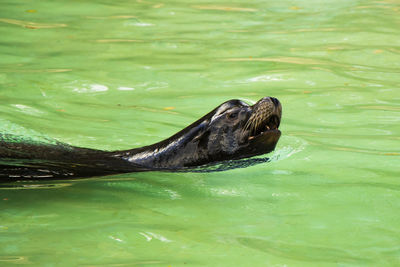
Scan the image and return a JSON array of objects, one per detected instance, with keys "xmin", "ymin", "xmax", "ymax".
[{"xmin": 270, "ymin": 97, "xmax": 280, "ymax": 107}]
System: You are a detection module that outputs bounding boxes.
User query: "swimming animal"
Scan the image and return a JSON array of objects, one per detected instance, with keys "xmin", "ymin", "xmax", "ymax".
[{"xmin": 0, "ymin": 97, "xmax": 282, "ymax": 181}]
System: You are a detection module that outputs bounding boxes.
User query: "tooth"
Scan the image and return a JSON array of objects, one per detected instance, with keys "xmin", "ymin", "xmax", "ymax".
[
  {"xmin": 249, "ymin": 136, "xmax": 255, "ymax": 140},
  {"xmin": 266, "ymin": 126, "xmax": 270, "ymax": 130}
]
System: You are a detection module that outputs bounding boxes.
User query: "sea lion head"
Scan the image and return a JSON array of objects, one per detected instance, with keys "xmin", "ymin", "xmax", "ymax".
[
  {"xmin": 196, "ymin": 97, "xmax": 282, "ymax": 163},
  {"xmin": 124, "ymin": 97, "xmax": 282, "ymax": 169}
]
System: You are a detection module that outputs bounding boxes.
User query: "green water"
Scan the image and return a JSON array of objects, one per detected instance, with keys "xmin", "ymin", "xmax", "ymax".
[{"xmin": 1, "ymin": 0, "xmax": 400, "ymax": 265}]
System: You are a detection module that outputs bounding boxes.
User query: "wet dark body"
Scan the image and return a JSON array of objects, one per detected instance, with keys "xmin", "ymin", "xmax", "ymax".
[{"xmin": 0, "ymin": 97, "xmax": 282, "ymax": 181}]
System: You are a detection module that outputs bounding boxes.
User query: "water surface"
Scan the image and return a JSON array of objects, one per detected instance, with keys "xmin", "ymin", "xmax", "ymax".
[{"xmin": 1, "ymin": 0, "xmax": 399, "ymax": 265}]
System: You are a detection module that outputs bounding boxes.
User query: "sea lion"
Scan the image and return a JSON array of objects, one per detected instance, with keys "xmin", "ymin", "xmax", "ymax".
[{"xmin": 0, "ymin": 97, "xmax": 282, "ymax": 181}]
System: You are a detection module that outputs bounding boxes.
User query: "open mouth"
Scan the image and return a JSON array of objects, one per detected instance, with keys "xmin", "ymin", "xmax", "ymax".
[{"xmin": 248, "ymin": 115, "xmax": 281, "ymax": 141}]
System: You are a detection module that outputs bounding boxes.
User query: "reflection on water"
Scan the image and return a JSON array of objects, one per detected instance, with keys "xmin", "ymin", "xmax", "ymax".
[
  {"xmin": 0, "ymin": 256, "xmax": 31, "ymax": 264},
  {"xmin": 0, "ymin": 0, "xmax": 399, "ymax": 265},
  {"xmin": 0, "ymin": 183, "xmax": 72, "ymax": 190},
  {"xmin": 0, "ymin": 18, "xmax": 67, "ymax": 29}
]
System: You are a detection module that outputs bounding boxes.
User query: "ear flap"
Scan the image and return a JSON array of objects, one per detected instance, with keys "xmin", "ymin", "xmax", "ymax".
[{"xmin": 196, "ymin": 130, "xmax": 210, "ymax": 150}]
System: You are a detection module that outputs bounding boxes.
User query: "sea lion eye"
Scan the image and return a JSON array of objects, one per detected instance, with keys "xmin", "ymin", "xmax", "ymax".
[{"xmin": 227, "ymin": 112, "xmax": 238, "ymax": 120}]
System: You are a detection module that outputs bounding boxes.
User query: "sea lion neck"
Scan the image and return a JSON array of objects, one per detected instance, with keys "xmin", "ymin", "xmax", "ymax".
[{"xmin": 115, "ymin": 120, "xmax": 209, "ymax": 169}]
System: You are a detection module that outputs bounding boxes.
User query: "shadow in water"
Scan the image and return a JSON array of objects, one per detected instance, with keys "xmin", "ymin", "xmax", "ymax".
[{"xmin": 180, "ymin": 157, "xmax": 271, "ymax": 173}]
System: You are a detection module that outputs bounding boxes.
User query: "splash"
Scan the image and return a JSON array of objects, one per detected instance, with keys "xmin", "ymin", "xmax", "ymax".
[{"xmin": 269, "ymin": 135, "xmax": 307, "ymax": 162}]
